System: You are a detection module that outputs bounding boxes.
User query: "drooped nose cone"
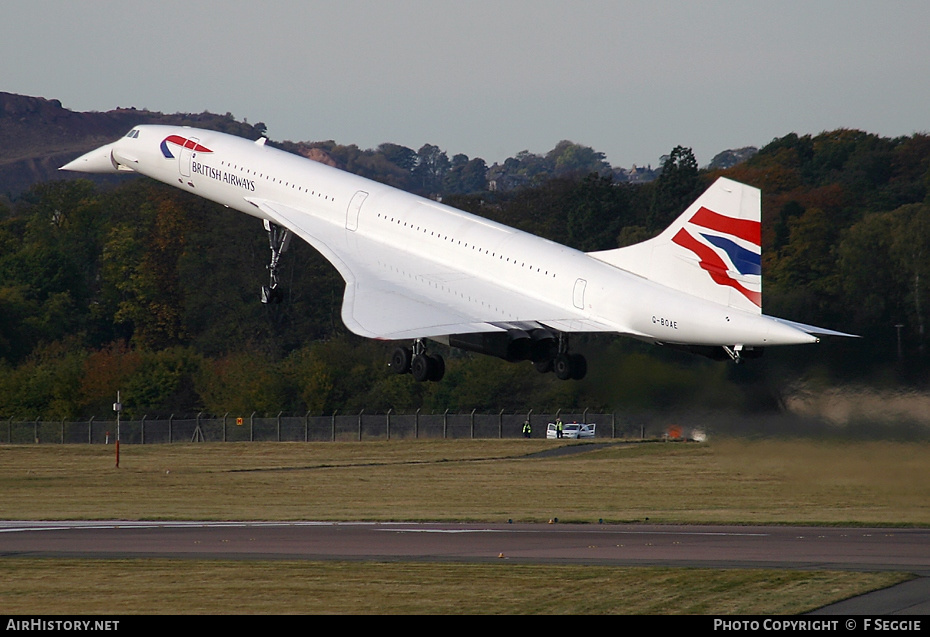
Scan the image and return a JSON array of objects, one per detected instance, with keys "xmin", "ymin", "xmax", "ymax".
[{"xmin": 60, "ymin": 142, "xmax": 120, "ymax": 173}]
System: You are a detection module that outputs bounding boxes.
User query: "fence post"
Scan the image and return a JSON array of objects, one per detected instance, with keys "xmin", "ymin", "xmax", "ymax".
[
  {"xmin": 277, "ymin": 411, "xmax": 282, "ymax": 442},
  {"xmin": 527, "ymin": 409, "xmax": 533, "ymax": 439},
  {"xmin": 358, "ymin": 409, "xmax": 364, "ymax": 441},
  {"xmin": 222, "ymin": 412, "xmax": 228, "ymax": 443},
  {"xmin": 169, "ymin": 414, "xmax": 174, "ymax": 443},
  {"xmin": 34, "ymin": 417, "xmax": 39, "ymax": 444},
  {"xmin": 61, "ymin": 418, "xmax": 64, "ymax": 444},
  {"xmin": 88, "ymin": 416, "xmax": 94, "ymax": 444},
  {"xmin": 499, "ymin": 409, "xmax": 504, "ymax": 438},
  {"xmin": 386, "ymin": 408, "xmax": 392, "ymax": 440},
  {"xmin": 583, "ymin": 407, "xmax": 589, "ymax": 424},
  {"xmin": 8, "ymin": 417, "xmax": 12, "ymax": 444},
  {"xmin": 611, "ymin": 413, "xmax": 615, "ymax": 439},
  {"xmin": 443, "ymin": 409, "xmax": 448, "ymax": 439},
  {"xmin": 331, "ymin": 410, "xmax": 337, "ymax": 442},
  {"xmin": 305, "ymin": 411, "xmax": 310, "ymax": 442},
  {"xmin": 250, "ymin": 412, "xmax": 255, "ymax": 442},
  {"xmin": 141, "ymin": 415, "xmax": 146, "ymax": 445},
  {"xmin": 415, "ymin": 408, "xmax": 420, "ymax": 439},
  {"xmin": 470, "ymin": 409, "xmax": 476, "ymax": 439}
]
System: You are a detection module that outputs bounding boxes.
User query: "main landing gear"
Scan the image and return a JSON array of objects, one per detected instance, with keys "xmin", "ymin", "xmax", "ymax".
[
  {"xmin": 552, "ymin": 353, "xmax": 588, "ymax": 380},
  {"xmin": 261, "ymin": 220, "xmax": 292, "ymax": 304},
  {"xmin": 533, "ymin": 334, "xmax": 587, "ymax": 380},
  {"xmin": 390, "ymin": 339, "xmax": 445, "ymax": 382}
]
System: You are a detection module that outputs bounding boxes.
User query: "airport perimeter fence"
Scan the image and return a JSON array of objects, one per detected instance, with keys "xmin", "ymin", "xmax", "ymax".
[{"xmin": 1, "ymin": 410, "xmax": 690, "ymax": 445}]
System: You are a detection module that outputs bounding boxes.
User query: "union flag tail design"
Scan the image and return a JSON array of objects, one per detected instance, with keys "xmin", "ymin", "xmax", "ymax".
[{"xmin": 587, "ymin": 177, "xmax": 763, "ymax": 314}]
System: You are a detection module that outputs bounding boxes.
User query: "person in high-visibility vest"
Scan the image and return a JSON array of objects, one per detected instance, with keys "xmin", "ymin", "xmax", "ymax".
[
  {"xmin": 556, "ymin": 417, "xmax": 563, "ymax": 439},
  {"xmin": 522, "ymin": 420, "xmax": 532, "ymax": 438}
]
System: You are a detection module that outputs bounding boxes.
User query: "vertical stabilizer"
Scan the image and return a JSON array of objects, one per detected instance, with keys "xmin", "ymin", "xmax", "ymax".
[{"xmin": 587, "ymin": 177, "xmax": 762, "ymax": 314}]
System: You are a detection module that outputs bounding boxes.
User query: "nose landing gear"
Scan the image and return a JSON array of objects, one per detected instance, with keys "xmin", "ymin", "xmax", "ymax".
[{"xmin": 261, "ymin": 220, "xmax": 291, "ymax": 304}]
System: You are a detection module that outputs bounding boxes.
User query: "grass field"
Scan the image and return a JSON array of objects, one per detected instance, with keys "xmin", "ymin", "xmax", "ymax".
[
  {"xmin": 1, "ymin": 438, "xmax": 926, "ymax": 613},
  {"xmin": 0, "ymin": 559, "xmax": 906, "ymax": 615},
  {"xmin": 3, "ymin": 438, "xmax": 929, "ymax": 524}
]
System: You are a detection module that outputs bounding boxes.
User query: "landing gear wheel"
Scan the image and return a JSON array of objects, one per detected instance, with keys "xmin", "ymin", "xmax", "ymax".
[
  {"xmin": 428, "ymin": 354, "xmax": 445, "ymax": 382},
  {"xmin": 411, "ymin": 354, "xmax": 445, "ymax": 382},
  {"xmin": 390, "ymin": 347, "xmax": 412, "ymax": 374},
  {"xmin": 554, "ymin": 353, "xmax": 587, "ymax": 380},
  {"xmin": 411, "ymin": 354, "xmax": 432, "ymax": 382},
  {"xmin": 569, "ymin": 353, "xmax": 587, "ymax": 380},
  {"xmin": 554, "ymin": 354, "xmax": 573, "ymax": 380}
]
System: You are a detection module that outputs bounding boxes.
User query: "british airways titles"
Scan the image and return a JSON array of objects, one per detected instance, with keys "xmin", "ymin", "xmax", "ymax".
[{"xmin": 191, "ymin": 159, "xmax": 256, "ymax": 192}]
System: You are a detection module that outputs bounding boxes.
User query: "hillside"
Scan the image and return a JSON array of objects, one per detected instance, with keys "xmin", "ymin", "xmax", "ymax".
[
  {"xmin": 0, "ymin": 92, "xmax": 266, "ymax": 196},
  {"xmin": 2, "ymin": 92, "xmax": 671, "ymax": 199}
]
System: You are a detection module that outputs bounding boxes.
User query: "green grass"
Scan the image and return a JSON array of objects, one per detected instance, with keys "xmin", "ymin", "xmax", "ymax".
[
  {"xmin": 0, "ymin": 438, "xmax": 925, "ymax": 613},
  {"xmin": 0, "ymin": 559, "xmax": 907, "ymax": 615},
  {"xmin": 2, "ymin": 439, "xmax": 928, "ymax": 524}
]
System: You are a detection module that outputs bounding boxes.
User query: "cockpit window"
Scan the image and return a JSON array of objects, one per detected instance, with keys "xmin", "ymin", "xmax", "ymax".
[{"xmin": 125, "ymin": 129, "xmax": 140, "ymax": 138}]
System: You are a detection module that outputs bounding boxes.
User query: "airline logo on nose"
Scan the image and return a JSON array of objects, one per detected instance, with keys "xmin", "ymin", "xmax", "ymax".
[
  {"xmin": 672, "ymin": 206, "xmax": 762, "ymax": 307},
  {"xmin": 160, "ymin": 135, "xmax": 213, "ymax": 159}
]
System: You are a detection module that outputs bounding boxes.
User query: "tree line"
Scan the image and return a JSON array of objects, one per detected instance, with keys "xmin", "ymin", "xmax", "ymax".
[{"xmin": 1, "ymin": 128, "xmax": 928, "ymax": 418}]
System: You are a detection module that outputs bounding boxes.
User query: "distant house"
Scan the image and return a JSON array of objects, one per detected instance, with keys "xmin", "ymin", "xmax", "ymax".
[{"xmin": 618, "ymin": 164, "xmax": 657, "ymax": 183}]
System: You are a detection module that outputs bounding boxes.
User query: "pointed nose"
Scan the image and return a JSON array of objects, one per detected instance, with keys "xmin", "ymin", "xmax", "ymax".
[{"xmin": 60, "ymin": 142, "xmax": 119, "ymax": 173}]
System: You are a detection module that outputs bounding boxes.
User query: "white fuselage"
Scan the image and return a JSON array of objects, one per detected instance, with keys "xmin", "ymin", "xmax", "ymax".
[{"xmin": 63, "ymin": 125, "xmax": 816, "ymax": 348}]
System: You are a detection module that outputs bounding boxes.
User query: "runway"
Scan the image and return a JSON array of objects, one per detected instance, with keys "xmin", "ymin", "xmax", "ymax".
[
  {"xmin": 2, "ymin": 520, "xmax": 928, "ymax": 570},
  {"xmin": 3, "ymin": 521, "xmax": 929, "ymax": 613}
]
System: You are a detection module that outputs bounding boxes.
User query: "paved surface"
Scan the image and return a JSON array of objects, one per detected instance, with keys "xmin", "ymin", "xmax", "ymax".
[
  {"xmin": 809, "ymin": 578, "xmax": 930, "ymax": 615},
  {"xmin": 2, "ymin": 521, "xmax": 927, "ymax": 613}
]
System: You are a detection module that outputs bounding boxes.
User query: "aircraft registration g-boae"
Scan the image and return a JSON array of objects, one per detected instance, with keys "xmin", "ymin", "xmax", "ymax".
[{"xmin": 62, "ymin": 125, "xmax": 853, "ymax": 382}]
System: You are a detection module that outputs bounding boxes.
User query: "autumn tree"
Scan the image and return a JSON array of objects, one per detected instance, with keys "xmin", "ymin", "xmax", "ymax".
[
  {"xmin": 546, "ymin": 141, "xmax": 612, "ymax": 177},
  {"xmin": 565, "ymin": 174, "xmax": 631, "ymax": 251},
  {"xmin": 649, "ymin": 145, "xmax": 700, "ymax": 230},
  {"xmin": 413, "ymin": 144, "xmax": 451, "ymax": 194},
  {"xmin": 102, "ymin": 193, "xmax": 189, "ymax": 350},
  {"xmin": 442, "ymin": 154, "xmax": 488, "ymax": 194},
  {"xmin": 838, "ymin": 203, "xmax": 930, "ymax": 361}
]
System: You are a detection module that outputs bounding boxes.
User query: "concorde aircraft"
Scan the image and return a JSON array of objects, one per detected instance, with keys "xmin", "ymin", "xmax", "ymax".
[{"xmin": 61, "ymin": 125, "xmax": 852, "ymax": 382}]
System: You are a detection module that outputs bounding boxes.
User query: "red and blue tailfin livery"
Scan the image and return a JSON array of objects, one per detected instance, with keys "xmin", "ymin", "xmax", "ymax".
[{"xmin": 672, "ymin": 206, "xmax": 762, "ymax": 308}]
